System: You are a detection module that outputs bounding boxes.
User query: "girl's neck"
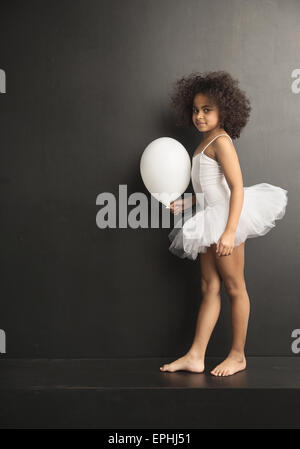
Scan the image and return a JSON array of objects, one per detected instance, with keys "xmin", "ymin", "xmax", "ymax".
[{"xmin": 201, "ymin": 128, "xmax": 226, "ymax": 142}]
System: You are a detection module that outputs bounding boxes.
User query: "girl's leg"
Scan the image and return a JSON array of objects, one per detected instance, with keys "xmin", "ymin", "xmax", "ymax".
[
  {"xmin": 211, "ymin": 241, "xmax": 249, "ymax": 376},
  {"xmin": 188, "ymin": 245, "xmax": 222, "ymax": 359},
  {"xmin": 160, "ymin": 245, "xmax": 222, "ymax": 373}
]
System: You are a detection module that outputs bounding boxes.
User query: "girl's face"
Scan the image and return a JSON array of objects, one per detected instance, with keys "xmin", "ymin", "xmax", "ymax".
[{"xmin": 192, "ymin": 93, "xmax": 221, "ymax": 133}]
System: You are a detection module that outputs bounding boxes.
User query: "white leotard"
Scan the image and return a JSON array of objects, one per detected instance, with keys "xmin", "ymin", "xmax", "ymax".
[{"xmin": 191, "ymin": 134, "xmax": 232, "ymax": 207}]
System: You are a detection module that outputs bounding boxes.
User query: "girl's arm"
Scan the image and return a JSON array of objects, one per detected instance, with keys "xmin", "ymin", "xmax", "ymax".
[
  {"xmin": 225, "ymin": 188, "xmax": 244, "ymax": 233},
  {"xmin": 170, "ymin": 194, "xmax": 196, "ymax": 215},
  {"xmin": 213, "ymin": 137, "xmax": 244, "ymax": 233}
]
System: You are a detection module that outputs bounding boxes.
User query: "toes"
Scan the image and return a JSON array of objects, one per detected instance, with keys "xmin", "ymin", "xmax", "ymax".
[
  {"xmin": 160, "ymin": 364, "xmax": 170, "ymax": 372},
  {"xmin": 212, "ymin": 368, "xmax": 221, "ymax": 376},
  {"xmin": 211, "ymin": 362, "xmax": 242, "ymax": 377},
  {"xmin": 210, "ymin": 365, "xmax": 219, "ymax": 375},
  {"xmin": 211, "ymin": 366, "xmax": 227, "ymax": 376}
]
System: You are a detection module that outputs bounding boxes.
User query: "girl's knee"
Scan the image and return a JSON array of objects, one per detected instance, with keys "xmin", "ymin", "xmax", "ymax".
[
  {"xmin": 201, "ymin": 277, "xmax": 222, "ymax": 295},
  {"xmin": 223, "ymin": 277, "xmax": 246, "ymax": 297}
]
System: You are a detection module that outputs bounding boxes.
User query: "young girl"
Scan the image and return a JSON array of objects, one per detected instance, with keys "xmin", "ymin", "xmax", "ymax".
[{"xmin": 160, "ymin": 71, "xmax": 288, "ymax": 377}]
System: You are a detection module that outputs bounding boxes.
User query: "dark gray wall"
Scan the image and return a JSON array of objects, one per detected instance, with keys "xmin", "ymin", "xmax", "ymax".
[{"xmin": 0, "ymin": 0, "xmax": 298, "ymax": 357}]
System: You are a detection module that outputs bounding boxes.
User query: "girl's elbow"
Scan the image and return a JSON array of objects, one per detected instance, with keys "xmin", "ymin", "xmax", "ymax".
[{"xmin": 229, "ymin": 184, "xmax": 244, "ymax": 193}]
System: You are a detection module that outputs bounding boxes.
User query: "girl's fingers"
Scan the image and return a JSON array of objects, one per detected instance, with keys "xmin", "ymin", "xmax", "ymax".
[{"xmin": 217, "ymin": 243, "xmax": 223, "ymax": 256}]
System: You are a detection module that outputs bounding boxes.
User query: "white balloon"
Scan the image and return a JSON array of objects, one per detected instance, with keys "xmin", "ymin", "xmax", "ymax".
[{"xmin": 140, "ymin": 137, "xmax": 191, "ymax": 208}]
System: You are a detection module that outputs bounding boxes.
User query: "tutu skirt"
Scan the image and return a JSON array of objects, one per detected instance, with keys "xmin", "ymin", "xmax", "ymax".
[{"xmin": 168, "ymin": 183, "xmax": 288, "ymax": 260}]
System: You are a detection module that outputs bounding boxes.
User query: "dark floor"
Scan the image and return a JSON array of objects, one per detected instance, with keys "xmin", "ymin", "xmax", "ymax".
[{"xmin": 0, "ymin": 357, "xmax": 299, "ymax": 428}]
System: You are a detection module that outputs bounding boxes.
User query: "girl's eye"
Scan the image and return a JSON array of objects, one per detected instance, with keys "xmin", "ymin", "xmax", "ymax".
[{"xmin": 193, "ymin": 108, "xmax": 210, "ymax": 113}]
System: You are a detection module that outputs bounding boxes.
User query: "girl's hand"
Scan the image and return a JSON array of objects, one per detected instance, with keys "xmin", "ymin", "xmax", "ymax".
[
  {"xmin": 216, "ymin": 231, "xmax": 235, "ymax": 257},
  {"xmin": 169, "ymin": 197, "xmax": 193, "ymax": 215},
  {"xmin": 169, "ymin": 199, "xmax": 185, "ymax": 215}
]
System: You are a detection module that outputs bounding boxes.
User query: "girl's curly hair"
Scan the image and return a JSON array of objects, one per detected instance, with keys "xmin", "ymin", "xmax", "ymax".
[{"xmin": 169, "ymin": 70, "xmax": 251, "ymax": 140}]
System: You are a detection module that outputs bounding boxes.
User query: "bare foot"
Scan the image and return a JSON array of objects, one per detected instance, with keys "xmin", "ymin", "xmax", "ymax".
[
  {"xmin": 210, "ymin": 353, "xmax": 246, "ymax": 376},
  {"xmin": 160, "ymin": 353, "xmax": 205, "ymax": 373}
]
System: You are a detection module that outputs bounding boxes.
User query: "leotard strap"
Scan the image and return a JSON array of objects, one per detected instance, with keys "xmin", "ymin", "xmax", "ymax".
[{"xmin": 201, "ymin": 134, "xmax": 232, "ymax": 156}]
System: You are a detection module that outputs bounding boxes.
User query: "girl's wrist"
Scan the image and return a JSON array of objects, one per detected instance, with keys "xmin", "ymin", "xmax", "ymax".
[
  {"xmin": 225, "ymin": 228, "xmax": 236, "ymax": 234},
  {"xmin": 184, "ymin": 196, "xmax": 195, "ymax": 209}
]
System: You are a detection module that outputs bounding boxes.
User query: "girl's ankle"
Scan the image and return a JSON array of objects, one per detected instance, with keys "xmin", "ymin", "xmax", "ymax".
[
  {"xmin": 228, "ymin": 349, "xmax": 246, "ymax": 361},
  {"xmin": 187, "ymin": 349, "xmax": 205, "ymax": 360}
]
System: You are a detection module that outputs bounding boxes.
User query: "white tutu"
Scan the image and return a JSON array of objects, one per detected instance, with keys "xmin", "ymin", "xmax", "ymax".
[
  {"xmin": 168, "ymin": 134, "xmax": 288, "ymax": 260},
  {"xmin": 168, "ymin": 183, "xmax": 288, "ymax": 261}
]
